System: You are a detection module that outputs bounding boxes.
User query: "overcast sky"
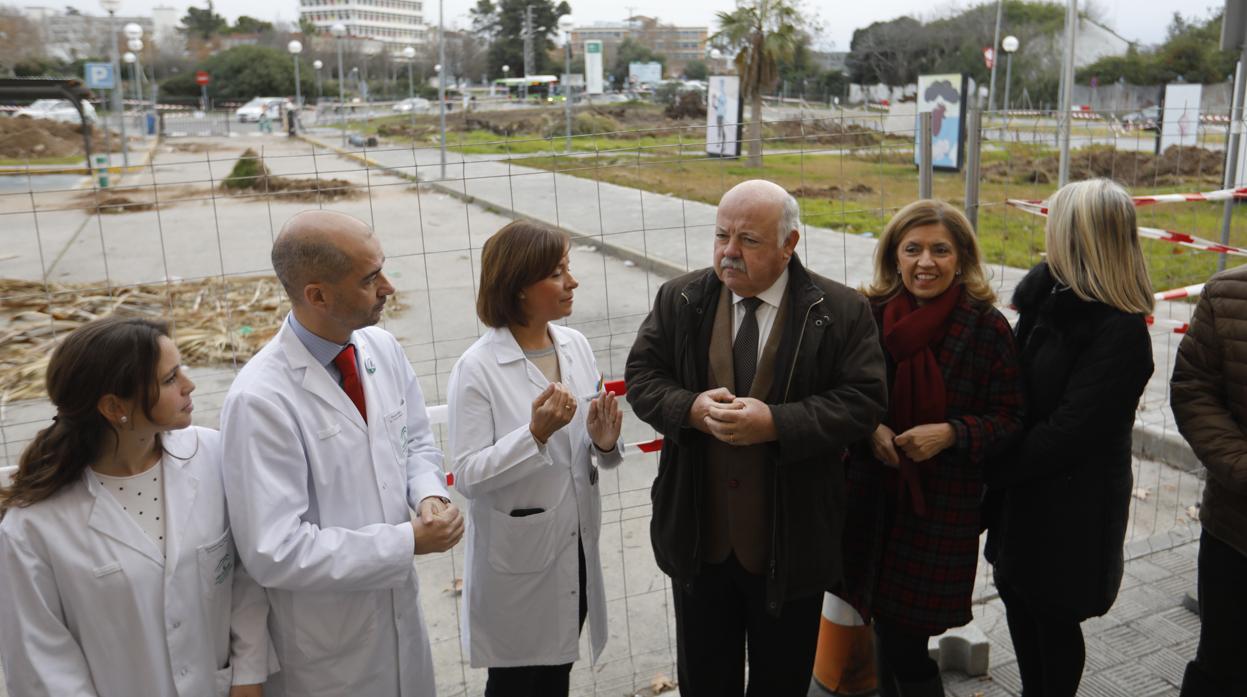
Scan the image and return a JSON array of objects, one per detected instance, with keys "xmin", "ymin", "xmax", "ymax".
[{"xmin": 53, "ymin": 0, "xmax": 1222, "ymax": 52}]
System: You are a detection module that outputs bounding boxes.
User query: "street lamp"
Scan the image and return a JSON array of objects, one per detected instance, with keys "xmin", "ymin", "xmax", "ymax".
[
  {"xmin": 288, "ymin": 40, "xmax": 303, "ymax": 114},
  {"xmin": 331, "ymin": 22, "xmax": 347, "ymax": 147},
  {"xmin": 100, "ymin": 0, "xmax": 128, "ymax": 168},
  {"xmin": 1001, "ymin": 35, "xmax": 1019, "ymax": 113},
  {"xmin": 559, "ymin": 17, "xmax": 575, "ymax": 153},
  {"xmin": 123, "ymin": 23, "xmax": 145, "ymax": 138},
  {"xmin": 402, "ymin": 46, "xmax": 417, "ymax": 126},
  {"xmin": 313, "ymin": 59, "xmax": 324, "ymax": 103},
  {"xmin": 437, "ymin": 0, "xmax": 447, "ymax": 179}
]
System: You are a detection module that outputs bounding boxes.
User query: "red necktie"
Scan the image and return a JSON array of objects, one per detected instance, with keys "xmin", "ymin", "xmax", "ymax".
[{"xmin": 333, "ymin": 344, "xmax": 367, "ymax": 423}]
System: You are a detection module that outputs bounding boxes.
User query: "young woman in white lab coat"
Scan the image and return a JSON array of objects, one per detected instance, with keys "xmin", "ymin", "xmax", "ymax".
[
  {"xmin": 448, "ymin": 221, "xmax": 624, "ymax": 697},
  {"xmin": 0, "ymin": 316, "xmax": 274, "ymax": 697}
]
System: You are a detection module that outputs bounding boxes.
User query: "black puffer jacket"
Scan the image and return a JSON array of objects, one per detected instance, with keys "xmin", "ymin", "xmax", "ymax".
[
  {"xmin": 985, "ymin": 262, "xmax": 1153, "ymax": 621},
  {"xmin": 625, "ymin": 255, "xmax": 887, "ymax": 615}
]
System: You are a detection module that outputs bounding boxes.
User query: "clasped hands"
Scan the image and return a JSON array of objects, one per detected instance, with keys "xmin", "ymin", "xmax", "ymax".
[
  {"xmin": 412, "ymin": 496, "xmax": 464, "ymax": 555},
  {"xmin": 870, "ymin": 422, "xmax": 956, "ymax": 467},
  {"xmin": 688, "ymin": 387, "xmax": 776, "ymax": 446}
]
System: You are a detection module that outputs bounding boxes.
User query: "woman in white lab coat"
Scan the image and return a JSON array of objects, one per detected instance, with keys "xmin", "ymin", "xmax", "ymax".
[
  {"xmin": 0, "ymin": 316, "xmax": 274, "ymax": 697},
  {"xmin": 449, "ymin": 221, "xmax": 624, "ymax": 697}
]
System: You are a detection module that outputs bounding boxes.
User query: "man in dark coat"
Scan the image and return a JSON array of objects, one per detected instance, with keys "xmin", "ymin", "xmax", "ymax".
[{"xmin": 625, "ymin": 179, "xmax": 888, "ymax": 697}]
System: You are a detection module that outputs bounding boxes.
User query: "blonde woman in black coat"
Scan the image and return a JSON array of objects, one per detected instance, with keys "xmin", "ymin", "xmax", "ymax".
[{"xmin": 985, "ymin": 178, "xmax": 1155, "ymax": 697}]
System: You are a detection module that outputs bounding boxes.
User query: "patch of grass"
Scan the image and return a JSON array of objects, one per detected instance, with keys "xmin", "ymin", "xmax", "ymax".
[
  {"xmin": 497, "ymin": 144, "xmax": 1246, "ymax": 291},
  {"xmin": 0, "ymin": 155, "xmax": 90, "ymax": 167}
]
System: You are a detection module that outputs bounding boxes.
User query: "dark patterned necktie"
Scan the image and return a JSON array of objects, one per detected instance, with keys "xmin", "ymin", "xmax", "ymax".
[{"xmin": 733, "ymin": 297, "xmax": 763, "ymax": 396}]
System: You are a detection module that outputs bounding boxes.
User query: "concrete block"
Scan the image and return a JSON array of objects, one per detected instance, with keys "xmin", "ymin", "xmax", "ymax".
[{"xmin": 928, "ymin": 622, "xmax": 991, "ymax": 676}]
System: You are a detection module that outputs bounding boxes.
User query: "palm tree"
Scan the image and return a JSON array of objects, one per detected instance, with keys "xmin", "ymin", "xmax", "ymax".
[{"xmin": 712, "ymin": 0, "xmax": 803, "ymax": 167}]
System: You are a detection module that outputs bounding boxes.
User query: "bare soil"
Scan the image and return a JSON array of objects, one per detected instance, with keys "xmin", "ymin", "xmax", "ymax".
[{"xmin": 0, "ymin": 117, "xmax": 116, "ymax": 160}]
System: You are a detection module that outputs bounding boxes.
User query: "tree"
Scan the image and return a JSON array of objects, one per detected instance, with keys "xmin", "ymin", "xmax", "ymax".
[
  {"xmin": 0, "ymin": 7, "xmax": 43, "ymax": 76},
  {"xmin": 160, "ymin": 45, "xmax": 313, "ymax": 101},
  {"xmin": 298, "ymin": 17, "xmax": 319, "ymax": 37},
  {"xmin": 227, "ymin": 16, "xmax": 274, "ymax": 35},
  {"xmin": 180, "ymin": 6, "xmax": 228, "ymax": 40},
  {"xmin": 683, "ymin": 59, "xmax": 708, "ymax": 81},
  {"xmin": 472, "ymin": 0, "xmax": 570, "ymax": 78},
  {"xmin": 713, "ymin": 0, "xmax": 805, "ymax": 166},
  {"xmin": 609, "ymin": 38, "xmax": 665, "ymax": 89},
  {"xmin": 1079, "ymin": 10, "xmax": 1233, "ymax": 85}
]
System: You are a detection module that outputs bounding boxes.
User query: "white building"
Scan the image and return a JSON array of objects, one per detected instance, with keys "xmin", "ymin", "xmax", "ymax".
[
  {"xmin": 298, "ymin": 0, "xmax": 427, "ymax": 47},
  {"xmin": 22, "ymin": 6, "xmax": 154, "ymax": 62}
]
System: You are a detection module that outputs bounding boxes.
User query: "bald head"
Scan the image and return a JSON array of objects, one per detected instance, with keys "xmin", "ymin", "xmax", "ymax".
[
  {"xmin": 718, "ymin": 179, "xmax": 800, "ymax": 246},
  {"xmin": 272, "ymin": 210, "xmax": 374, "ymax": 302}
]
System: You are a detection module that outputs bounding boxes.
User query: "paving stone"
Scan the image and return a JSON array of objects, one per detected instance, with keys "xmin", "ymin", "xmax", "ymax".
[
  {"xmin": 987, "ymin": 660, "xmax": 1022, "ymax": 695},
  {"xmin": 945, "ymin": 672, "xmax": 1015, "ymax": 697},
  {"xmin": 1082, "ymin": 634, "xmax": 1130, "ymax": 673},
  {"xmin": 1104, "ymin": 596, "xmax": 1151, "ymax": 624},
  {"xmin": 1098, "ymin": 624, "xmax": 1167, "ymax": 660},
  {"xmin": 1127, "ymin": 558, "xmax": 1174, "ymax": 583},
  {"xmin": 1157, "ymin": 606, "xmax": 1203, "ymax": 636},
  {"xmin": 1078, "ymin": 673, "xmax": 1139, "ymax": 697},
  {"xmin": 1132, "ymin": 613, "xmax": 1198, "ymax": 647},
  {"xmin": 1095, "ymin": 661, "xmax": 1175, "ymax": 697},
  {"xmin": 1151, "ymin": 572, "xmax": 1195, "ymax": 598},
  {"xmin": 1149, "ymin": 549, "xmax": 1199, "ymax": 576},
  {"xmin": 1140, "ymin": 647, "xmax": 1191, "ymax": 688},
  {"xmin": 1119, "ymin": 582, "xmax": 1178, "ymax": 613}
]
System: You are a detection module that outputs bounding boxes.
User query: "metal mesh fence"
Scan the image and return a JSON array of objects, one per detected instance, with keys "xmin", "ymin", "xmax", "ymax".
[{"xmin": 0, "ymin": 104, "xmax": 1231, "ymax": 694}]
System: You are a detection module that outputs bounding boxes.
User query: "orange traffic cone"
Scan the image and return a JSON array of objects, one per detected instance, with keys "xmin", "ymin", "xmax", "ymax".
[{"xmin": 813, "ymin": 593, "xmax": 878, "ymax": 696}]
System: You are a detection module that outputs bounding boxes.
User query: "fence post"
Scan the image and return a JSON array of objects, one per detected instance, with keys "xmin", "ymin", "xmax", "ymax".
[
  {"xmin": 964, "ymin": 109, "xmax": 983, "ymax": 233},
  {"xmin": 1220, "ymin": 54, "xmax": 1247, "ymax": 272},
  {"xmin": 919, "ymin": 111, "xmax": 933, "ymax": 199}
]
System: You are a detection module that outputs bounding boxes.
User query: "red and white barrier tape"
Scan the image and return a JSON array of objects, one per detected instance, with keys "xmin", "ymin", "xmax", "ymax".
[
  {"xmin": 1155, "ymin": 283, "xmax": 1204, "ymax": 301},
  {"xmin": 1007, "ymin": 199, "xmax": 1247, "ymax": 258},
  {"xmin": 1146, "ymin": 316, "xmax": 1190, "ymax": 334},
  {"xmin": 1133, "ymin": 187, "xmax": 1247, "ymax": 206}
]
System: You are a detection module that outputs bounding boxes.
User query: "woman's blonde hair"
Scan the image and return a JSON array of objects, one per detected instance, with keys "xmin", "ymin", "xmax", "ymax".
[
  {"xmin": 863, "ymin": 199, "xmax": 996, "ymax": 305},
  {"xmin": 1045, "ymin": 178, "xmax": 1154, "ymax": 314}
]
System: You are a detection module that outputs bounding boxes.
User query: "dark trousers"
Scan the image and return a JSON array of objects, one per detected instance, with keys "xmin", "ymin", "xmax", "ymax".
[
  {"xmin": 997, "ymin": 579, "xmax": 1085, "ymax": 697},
  {"xmin": 484, "ymin": 541, "xmax": 588, "ymax": 697},
  {"xmin": 874, "ymin": 618, "xmax": 940, "ymax": 686},
  {"xmin": 673, "ymin": 553, "xmax": 822, "ymax": 697},
  {"xmin": 1181, "ymin": 530, "xmax": 1247, "ymax": 697}
]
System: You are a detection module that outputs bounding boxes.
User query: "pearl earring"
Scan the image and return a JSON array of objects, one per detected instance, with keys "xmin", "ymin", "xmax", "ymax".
[{"xmin": 120, "ymin": 416, "xmax": 128, "ymax": 424}]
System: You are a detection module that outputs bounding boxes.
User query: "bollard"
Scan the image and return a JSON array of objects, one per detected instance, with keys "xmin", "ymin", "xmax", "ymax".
[
  {"xmin": 919, "ymin": 111, "xmax": 933, "ymax": 199},
  {"xmin": 963, "ymin": 109, "xmax": 983, "ymax": 232},
  {"xmin": 95, "ymin": 153, "xmax": 110, "ymax": 189}
]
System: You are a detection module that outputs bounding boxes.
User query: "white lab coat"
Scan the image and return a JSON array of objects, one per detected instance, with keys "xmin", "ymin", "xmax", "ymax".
[
  {"xmin": 0, "ymin": 426, "xmax": 273, "ymax": 697},
  {"xmin": 221, "ymin": 319, "xmax": 449, "ymax": 697},
  {"xmin": 447, "ymin": 324, "xmax": 622, "ymax": 668}
]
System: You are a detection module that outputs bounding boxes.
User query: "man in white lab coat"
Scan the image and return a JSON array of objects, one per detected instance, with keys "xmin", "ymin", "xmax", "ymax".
[{"xmin": 221, "ymin": 210, "xmax": 464, "ymax": 697}]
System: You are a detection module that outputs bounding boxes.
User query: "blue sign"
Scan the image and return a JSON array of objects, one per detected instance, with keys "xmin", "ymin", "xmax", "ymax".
[{"xmin": 84, "ymin": 63, "xmax": 115, "ymax": 90}]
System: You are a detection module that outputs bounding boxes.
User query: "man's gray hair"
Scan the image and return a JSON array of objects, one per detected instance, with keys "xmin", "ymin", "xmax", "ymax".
[{"xmin": 778, "ymin": 193, "xmax": 800, "ymax": 246}]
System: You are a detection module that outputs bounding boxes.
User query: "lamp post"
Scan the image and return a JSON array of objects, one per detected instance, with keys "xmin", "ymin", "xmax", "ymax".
[
  {"xmin": 402, "ymin": 46, "xmax": 417, "ymax": 126},
  {"xmin": 122, "ymin": 51, "xmax": 137, "ymax": 107},
  {"xmin": 313, "ymin": 59, "xmax": 324, "ymax": 103},
  {"xmin": 1002, "ymin": 35, "xmax": 1019, "ymax": 113},
  {"xmin": 331, "ymin": 22, "xmax": 347, "ymax": 147},
  {"xmin": 100, "ymin": 0, "xmax": 128, "ymax": 168},
  {"xmin": 987, "ymin": 0, "xmax": 1003, "ymax": 111},
  {"xmin": 559, "ymin": 17, "xmax": 574, "ymax": 153},
  {"xmin": 288, "ymin": 40, "xmax": 303, "ymax": 109},
  {"xmin": 124, "ymin": 22, "xmax": 144, "ymax": 130},
  {"xmin": 437, "ymin": 0, "xmax": 447, "ymax": 179}
]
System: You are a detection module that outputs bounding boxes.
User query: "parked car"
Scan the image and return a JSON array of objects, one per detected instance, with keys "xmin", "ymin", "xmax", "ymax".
[
  {"xmin": 1121, "ymin": 106, "xmax": 1159, "ymax": 131},
  {"xmin": 392, "ymin": 97, "xmax": 431, "ymax": 113},
  {"xmin": 14, "ymin": 99, "xmax": 98, "ymax": 124},
  {"xmin": 235, "ymin": 98, "xmax": 291, "ymax": 123}
]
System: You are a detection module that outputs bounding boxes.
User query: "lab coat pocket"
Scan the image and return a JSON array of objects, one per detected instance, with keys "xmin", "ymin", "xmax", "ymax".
[
  {"xmin": 486, "ymin": 505, "xmax": 564, "ymax": 574},
  {"xmin": 213, "ymin": 665, "xmax": 233, "ymax": 697},
  {"xmin": 383, "ymin": 404, "xmax": 408, "ymax": 463},
  {"xmin": 292, "ymin": 591, "xmax": 380, "ymax": 662},
  {"xmin": 197, "ymin": 529, "xmax": 235, "ymax": 597}
]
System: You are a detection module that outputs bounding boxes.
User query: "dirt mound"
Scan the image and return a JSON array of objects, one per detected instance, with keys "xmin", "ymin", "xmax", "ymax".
[
  {"xmin": 766, "ymin": 119, "xmax": 888, "ymax": 147},
  {"xmin": 984, "ymin": 145, "xmax": 1223, "ymax": 187},
  {"xmin": 221, "ymin": 148, "xmax": 358, "ymax": 201},
  {"xmin": 0, "ymin": 117, "xmax": 114, "ymax": 160},
  {"xmin": 791, "ymin": 183, "xmax": 876, "ymax": 199},
  {"xmin": 90, "ymin": 195, "xmax": 155, "ymax": 214}
]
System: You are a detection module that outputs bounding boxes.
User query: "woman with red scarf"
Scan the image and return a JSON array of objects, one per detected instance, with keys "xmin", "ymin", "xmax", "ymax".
[{"xmin": 843, "ymin": 200, "xmax": 1025, "ymax": 697}]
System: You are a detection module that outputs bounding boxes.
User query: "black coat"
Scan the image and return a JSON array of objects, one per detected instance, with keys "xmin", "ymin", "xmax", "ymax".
[
  {"xmin": 985, "ymin": 262, "xmax": 1153, "ymax": 621},
  {"xmin": 625, "ymin": 256, "xmax": 888, "ymax": 615}
]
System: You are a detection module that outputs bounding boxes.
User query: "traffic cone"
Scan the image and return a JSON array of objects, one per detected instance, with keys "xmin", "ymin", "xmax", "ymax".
[{"xmin": 813, "ymin": 593, "xmax": 878, "ymax": 696}]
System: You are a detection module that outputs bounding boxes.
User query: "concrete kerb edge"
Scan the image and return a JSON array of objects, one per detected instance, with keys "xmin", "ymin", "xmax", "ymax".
[{"xmin": 296, "ymin": 134, "xmax": 689, "ymax": 282}]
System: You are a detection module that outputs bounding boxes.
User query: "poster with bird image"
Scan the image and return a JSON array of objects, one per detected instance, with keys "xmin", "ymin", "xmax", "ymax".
[{"xmin": 914, "ymin": 74, "xmax": 968, "ymax": 172}]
